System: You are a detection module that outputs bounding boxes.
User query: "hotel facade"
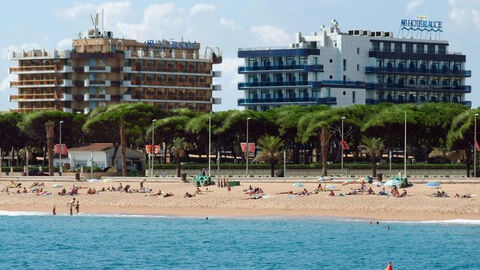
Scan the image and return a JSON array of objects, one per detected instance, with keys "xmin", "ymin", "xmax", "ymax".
[
  {"xmin": 237, "ymin": 20, "xmax": 471, "ymax": 110},
  {"xmin": 9, "ymin": 27, "xmax": 222, "ymax": 113}
]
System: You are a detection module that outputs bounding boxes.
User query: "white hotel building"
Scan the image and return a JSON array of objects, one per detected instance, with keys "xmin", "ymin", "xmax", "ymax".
[{"xmin": 237, "ymin": 20, "xmax": 471, "ymax": 110}]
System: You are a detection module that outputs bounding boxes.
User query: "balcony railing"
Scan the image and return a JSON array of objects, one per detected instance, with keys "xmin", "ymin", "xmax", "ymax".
[
  {"xmin": 366, "ymin": 98, "xmax": 472, "ymax": 107},
  {"xmin": 238, "ymin": 97, "xmax": 336, "ymax": 106},
  {"xmin": 238, "ymin": 64, "xmax": 324, "ymax": 73},
  {"xmin": 238, "ymin": 81, "xmax": 310, "ymax": 88},
  {"xmin": 365, "ymin": 66, "xmax": 471, "ymax": 76},
  {"xmin": 366, "ymin": 83, "xmax": 471, "ymax": 92}
]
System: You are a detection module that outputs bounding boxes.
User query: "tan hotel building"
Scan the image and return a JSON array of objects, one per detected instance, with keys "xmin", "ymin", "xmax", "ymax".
[{"xmin": 8, "ymin": 28, "xmax": 222, "ymax": 113}]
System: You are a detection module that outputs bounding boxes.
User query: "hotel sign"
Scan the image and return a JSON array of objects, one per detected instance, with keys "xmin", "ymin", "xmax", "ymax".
[
  {"xmin": 146, "ymin": 39, "xmax": 199, "ymax": 50},
  {"xmin": 400, "ymin": 18, "xmax": 443, "ymax": 32}
]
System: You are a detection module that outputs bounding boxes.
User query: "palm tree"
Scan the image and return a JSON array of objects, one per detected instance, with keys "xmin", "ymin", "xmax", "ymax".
[
  {"xmin": 361, "ymin": 136, "xmax": 384, "ymax": 177},
  {"xmin": 254, "ymin": 136, "xmax": 283, "ymax": 177},
  {"xmin": 171, "ymin": 137, "xmax": 191, "ymax": 177},
  {"xmin": 45, "ymin": 120, "xmax": 55, "ymax": 176}
]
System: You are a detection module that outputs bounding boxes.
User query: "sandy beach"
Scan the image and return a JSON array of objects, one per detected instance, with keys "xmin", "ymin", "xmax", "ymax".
[{"xmin": 1, "ymin": 180, "xmax": 479, "ymax": 221}]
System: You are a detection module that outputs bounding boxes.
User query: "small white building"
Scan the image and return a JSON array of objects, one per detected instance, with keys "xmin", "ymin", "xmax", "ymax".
[{"xmin": 68, "ymin": 143, "xmax": 144, "ymax": 172}]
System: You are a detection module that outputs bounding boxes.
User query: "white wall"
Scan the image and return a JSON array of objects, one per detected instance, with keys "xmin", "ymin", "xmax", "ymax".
[{"xmin": 68, "ymin": 151, "xmax": 107, "ymax": 169}]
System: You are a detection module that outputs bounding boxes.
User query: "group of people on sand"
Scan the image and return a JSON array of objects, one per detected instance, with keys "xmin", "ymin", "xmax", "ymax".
[
  {"xmin": 390, "ymin": 186, "xmax": 408, "ymax": 197},
  {"xmin": 243, "ymin": 185, "xmax": 264, "ymax": 199}
]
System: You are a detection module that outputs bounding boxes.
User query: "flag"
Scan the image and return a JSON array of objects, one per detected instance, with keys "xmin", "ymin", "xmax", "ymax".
[
  {"xmin": 340, "ymin": 140, "xmax": 349, "ymax": 150},
  {"xmin": 146, "ymin": 144, "xmax": 153, "ymax": 154},
  {"xmin": 241, "ymin": 143, "xmax": 255, "ymax": 153}
]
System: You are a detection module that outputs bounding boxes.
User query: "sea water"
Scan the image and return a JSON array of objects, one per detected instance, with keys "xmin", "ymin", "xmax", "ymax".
[{"xmin": 0, "ymin": 213, "xmax": 479, "ymax": 269}]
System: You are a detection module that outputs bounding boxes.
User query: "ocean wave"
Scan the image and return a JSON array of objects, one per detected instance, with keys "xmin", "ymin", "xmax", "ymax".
[{"xmin": 0, "ymin": 210, "xmax": 50, "ymax": 216}]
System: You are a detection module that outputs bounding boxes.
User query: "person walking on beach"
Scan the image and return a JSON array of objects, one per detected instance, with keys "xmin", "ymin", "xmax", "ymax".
[
  {"xmin": 75, "ymin": 201, "xmax": 80, "ymax": 214},
  {"xmin": 52, "ymin": 205, "xmax": 56, "ymax": 216},
  {"xmin": 69, "ymin": 205, "xmax": 73, "ymax": 216}
]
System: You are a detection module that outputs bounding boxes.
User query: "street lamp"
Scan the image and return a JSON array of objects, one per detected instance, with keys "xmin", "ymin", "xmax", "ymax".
[
  {"xmin": 208, "ymin": 115, "xmax": 212, "ymax": 176},
  {"xmin": 475, "ymin": 113, "xmax": 478, "ymax": 178},
  {"xmin": 246, "ymin": 117, "xmax": 251, "ymax": 177},
  {"xmin": 404, "ymin": 111, "xmax": 407, "ymax": 178},
  {"xmin": 151, "ymin": 119, "xmax": 157, "ymax": 177},
  {"xmin": 341, "ymin": 116, "xmax": 346, "ymax": 173},
  {"xmin": 59, "ymin": 120, "xmax": 64, "ymax": 175}
]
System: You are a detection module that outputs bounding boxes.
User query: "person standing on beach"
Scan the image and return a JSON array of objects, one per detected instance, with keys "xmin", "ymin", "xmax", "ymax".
[
  {"xmin": 69, "ymin": 205, "xmax": 73, "ymax": 216},
  {"xmin": 52, "ymin": 206, "xmax": 56, "ymax": 216},
  {"xmin": 75, "ymin": 201, "xmax": 80, "ymax": 214}
]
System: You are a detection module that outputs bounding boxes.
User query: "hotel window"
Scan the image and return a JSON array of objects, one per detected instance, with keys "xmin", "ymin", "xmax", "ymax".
[
  {"xmin": 343, "ymin": 59, "xmax": 347, "ymax": 71},
  {"xmin": 372, "ymin": 41, "xmax": 380, "ymax": 51},
  {"xmin": 352, "ymin": 91, "xmax": 356, "ymax": 104},
  {"xmin": 428, "ymin": 44, "xmax": 435, "ymax": 54},
  {"xmin": 416, "ymin": 44, "xmax": 424, "ymax": 54},
  {"xmin": 356, "ymin": 48, "xmax": 360, "ymax": 55},
  {"xmin": 299, "ymin": 56, "xmax": 307, "ymax": 65},
  {"xmin": 406, "ymin": 43, "xmax": 413, "ymax": 53},
  {"xmin": 383, "ymin": 42, "xmax": 391, "ymax": 52},
  {"xmin": 287, "ymin": 89, "xmax": 295, "ymax": 98},
  {"xmin": 357, "ymin": 64, "xmax": 360, "ymax": 71},
  {"xmin": 394, "ymin": 43, "xmax": 402, "ymax": 52},
  {"xmin": 438, "ymin": 45, "xmax": 446, "ymax": 54}
]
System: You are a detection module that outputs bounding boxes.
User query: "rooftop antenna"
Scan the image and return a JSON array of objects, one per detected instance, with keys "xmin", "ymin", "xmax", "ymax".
[
  {"xmin": 90, "ymin": 12, "xmax": 99, "ymax": 38},
  {"xmin": 102, "ymin": 9, "xmax": 104, "ymax": 36}
]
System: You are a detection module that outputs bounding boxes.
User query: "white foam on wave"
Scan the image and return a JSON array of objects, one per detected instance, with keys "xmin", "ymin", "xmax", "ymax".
[{"xmin": 0, "ymin": 210, "xmax": 50, "ymax": 216}]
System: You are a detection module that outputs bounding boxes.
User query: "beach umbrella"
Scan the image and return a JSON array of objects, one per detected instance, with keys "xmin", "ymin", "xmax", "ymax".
[
  {"xmin": 425, "ymin": 182, "xmax": 441, "ymax": 188},
  {"xmin": 88, "ymin": 179, "xmax": 100, "ymax": 183},
  {"xmin": 372, "ymin": 181, "xmax": 383, "ymax": 187},
  {"xmin": 292, "ymin": 182, "xmax": 304, "ymax": 187},
  {"xmin": 384, "ymin": 179, "xmax": 402, "ymax": 187},
  {"xmin": 325, "ymin": 184, "xmax": 337, "ymax": 190}
]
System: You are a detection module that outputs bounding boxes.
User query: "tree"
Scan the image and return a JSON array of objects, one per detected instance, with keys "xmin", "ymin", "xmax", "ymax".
[
  {"xmin": 447, "ymin": 108, "xmax": 480, "ymax": 177},
  {"xmin": 254, "ymin": 136, "xmax": 283, "ymax": 177},
  {"xmin": 361, "ymin": 136, "xmax": 384, "ymax": 177},
  {"xmin": 45, "ymin": 121, "xmax": 55, "ymax": 176},
  {"xmin": 83, "ymin": 103, "xmax": 158, "ymax": 176},
  {"xmin": 0, "ymin": 112, "xmax": 27, "ymax": 166},
  {"xmin": 171, "ymin": 137, "xmax": 191, "ymax": 177}
]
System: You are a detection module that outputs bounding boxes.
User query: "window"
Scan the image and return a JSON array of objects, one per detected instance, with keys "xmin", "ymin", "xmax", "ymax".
[
  {"xmin": 343, "ymin": 59, "xmax": 347, "ymax": 71},
  {"xmin": 383, "ymin": 42, "xmax": 391, "ymax": 52},
  {"xmin": 428, "ymin": 44, "xmax": 435, "ymax": 54},
  {"xmin": 352, "ymin": 91, "xmax": 356, "ymax": 104},
  {"xmin": 416, "ymin": 44, "xmax": 424, "ymax": 54},
  {"xmin": 394, "ymin": 43, "xmax": 402, "ymax": 52},
  {"xmin": 357, "ymin": 64, "xmax": 360, "ymax": 71},
  {"xmin": 406, "ymin": 43, "xmax": 413, "ymax": 53},
  {"xmin": 356, "ymin": 48, "xmax": 360, "ymax": 55}
]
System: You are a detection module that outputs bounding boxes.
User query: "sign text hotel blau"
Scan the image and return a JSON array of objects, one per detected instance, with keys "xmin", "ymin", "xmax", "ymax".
[
  {"xmin": 146, "ymin": 39, "xmax": 200, "ymax": 50},
  {"xmin": 400, "ymin": 18, "xmax": 443, "ymax": 32}
]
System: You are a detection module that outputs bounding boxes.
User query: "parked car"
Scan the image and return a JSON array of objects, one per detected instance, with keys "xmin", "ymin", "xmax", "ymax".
[{"xmin": 22, "ymin": 171, "xmax": 49, "ymax": 176}]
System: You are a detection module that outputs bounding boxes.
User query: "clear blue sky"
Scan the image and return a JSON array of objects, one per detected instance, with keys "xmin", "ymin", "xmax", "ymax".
[{"xmin": 1, "ymin": 0, "xmax": 478, "ymax": 111}]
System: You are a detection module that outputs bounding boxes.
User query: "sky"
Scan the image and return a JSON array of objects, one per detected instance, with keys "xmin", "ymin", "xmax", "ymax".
[{"xmin": 1, "ymin": 0, "xmax": 479, "ymax": 111}]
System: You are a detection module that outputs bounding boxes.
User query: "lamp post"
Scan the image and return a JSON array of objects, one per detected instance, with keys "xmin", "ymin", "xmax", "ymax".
[
  {"xmin": 59, "ymin": 120, "xmax": 64, "ymax": 175},
  {"xmin": 404, "ymin": 111, "xmax": 407, "ymax": 178},
  {"xmin": 246, "ymin": 117, "xmax": 251, "ymax": 177},
  {"xmin": 341, "ymin": 116, "xmax": 346, "ymax": 174},
  {"xmin": 475, "ymin": 113, "xmax": 478, "ymax": 178},
  {"xmin": 151, "ymin": 119, "xmax": 157, "ymax": 177},
  {"xmin": 208, "ymin": 115, "xmax": 211, "ymax": 176}
]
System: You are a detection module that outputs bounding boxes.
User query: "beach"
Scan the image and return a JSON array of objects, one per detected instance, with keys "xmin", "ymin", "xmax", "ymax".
[{"xmin": 1, "ymin": 180, "xmax": 479, "ymax": 221}]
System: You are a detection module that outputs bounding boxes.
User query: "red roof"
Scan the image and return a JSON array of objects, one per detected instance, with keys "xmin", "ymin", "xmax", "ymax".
[{"xmin": 68, "ymin": 143, "xmax": 114, "ymax": 152}]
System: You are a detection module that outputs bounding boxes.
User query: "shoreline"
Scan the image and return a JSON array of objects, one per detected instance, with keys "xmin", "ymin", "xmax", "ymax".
[{"xmin": 1, "ymin": 205, "xmax": 480, "ymax": 222}]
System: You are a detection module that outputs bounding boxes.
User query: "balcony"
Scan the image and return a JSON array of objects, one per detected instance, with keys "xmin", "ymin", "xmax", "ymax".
[
  {"xmin": 238, "ymin": 81, "xmax": 310, "ymax": 89},
  {"xmin": 366, "ymin": 83, "xmax": 471, "ymax": 92},
  {"xmin": 10, "ymin": 93, "xmax": 56, "ymax": 102},
  {"xmin": 84, "ymin": 79, "xmax": 111, "ymax": 87},
  {"xmin": 11, "ymin": 107, "xmax": 56, "ymax": 113},
  {"xmin": 212, "ymin": 71, "xmax": 222, "ymax": 77},
  {"xmin": 211, "ymin": 97, "xmax": 222, "ymax": 104},
  {"xmin": 238, "ymin": 64, "xmax": 324, "ymax": 73},
  {"xmin": 85, "ymin": 94, "xmax": 111, "ymax": 101},
  {"xmin": 8, "ymin": 50, "xmax": 71, "ymax": 60},
  {"xmin": 366, "ymin": 98, "xmax": 472, "ymax": 107},
  {"xmin": 212, "ymin": 84, "xmax": 222, "ymax": 91},
  {"xmin": 238, "ymin": 97, "xmax": 335, "ymax": 106},
  {"xmin": 365, "ymin": 66, "xmax": 472, "ymax": 77},
  {"xmin": 318, "ymin": 80, "xmax": 366, "ymax": 88},
  {"xmin": 84, "ymin": 66, "xmax": 111, "ymax": 73},
  {"xmin": 9, "ymin": 65, "xmax": 73, "ymax": 74}
]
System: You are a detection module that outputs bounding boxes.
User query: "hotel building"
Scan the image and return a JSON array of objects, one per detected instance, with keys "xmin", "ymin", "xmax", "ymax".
[
  {"xmin": 237, "ymin": 20, "xmax": 471, "ymax": 110},
  {"xmin": 9, "ymin": 25, "xmax": 222, "ymax": 113}
]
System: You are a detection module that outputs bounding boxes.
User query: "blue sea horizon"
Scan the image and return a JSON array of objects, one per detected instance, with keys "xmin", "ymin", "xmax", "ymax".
[{"xmin": 0, "ymin": 212, "xmax": 478, "ymax": 269}]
